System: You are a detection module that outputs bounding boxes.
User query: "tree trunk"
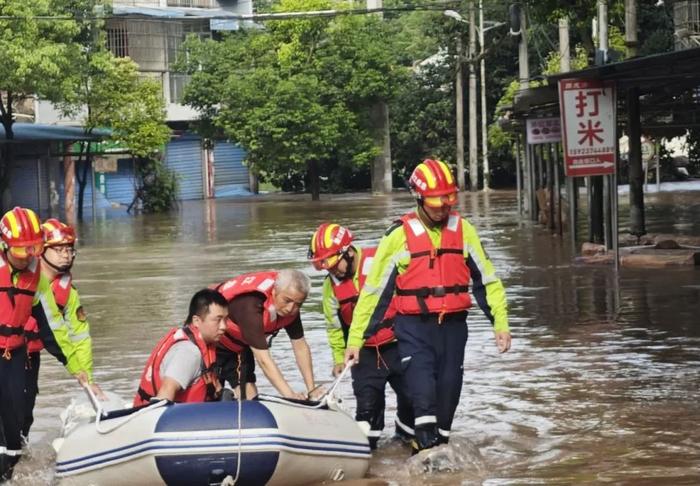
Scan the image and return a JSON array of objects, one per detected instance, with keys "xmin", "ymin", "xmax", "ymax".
[
  {"xmin": 307, "ymin": 160, "xmax": 320, "ymax": 201},
  {"xmin": 0, "ymin": 93, "xmax": 15, "ymax": 211},
  {"xmin": 75, "ymin": 143, "xmax": 90, "ymax": 221}
]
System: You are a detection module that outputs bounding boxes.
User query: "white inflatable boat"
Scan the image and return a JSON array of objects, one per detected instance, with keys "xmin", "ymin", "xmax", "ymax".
[{"xmin": 54, "ymin": 395, "xmax": 370, "ymax": 485}]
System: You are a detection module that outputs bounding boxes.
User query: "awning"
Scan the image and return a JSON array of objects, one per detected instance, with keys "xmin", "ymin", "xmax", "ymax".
[{"xmin": 0, "ymin": 123, "xmax": 110, "ymax": 143}]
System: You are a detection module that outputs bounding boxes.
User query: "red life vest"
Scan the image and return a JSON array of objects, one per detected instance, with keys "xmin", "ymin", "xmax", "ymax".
[
  {"xmin": 0, "ymin": 253, "xmax": 40, "ymax": 352},
  {"xmin": 213, "ymin": 271, "xmax": 297, "ymax": 353},
  {"xmin": 24, "ymin": 273, "xmax": 73, "ymax": 354},
  {"xmin": 134, "ymin": 326, "xmax": 220, "ymax": 407},
  {"xmin": 394, "ymin": 212, "xmax": 472, "ymax": 316},
  {"xmin": 329, "ymin": 247, "xmax": 396, "ymax": 347}
]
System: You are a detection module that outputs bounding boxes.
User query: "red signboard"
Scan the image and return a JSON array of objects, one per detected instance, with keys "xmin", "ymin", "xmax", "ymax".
[{"xmin": 559, "ymin": 79, "xmax": 617, "ymax": 177}]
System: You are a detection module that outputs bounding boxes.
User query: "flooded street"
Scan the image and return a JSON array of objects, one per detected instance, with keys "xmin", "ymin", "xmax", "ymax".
[{"xmin": 11, "ymin": 189, "xmax": 700, "ymax": 485}]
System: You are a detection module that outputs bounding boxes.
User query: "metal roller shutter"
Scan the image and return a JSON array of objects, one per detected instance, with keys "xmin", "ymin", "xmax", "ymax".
[
  {"xmin": 213, "ymin": 142, "xmax": 249, "ymax": 197},
  {"xmin": 165, "ymin": 137, "xmax": 203, "ymax": 200}
]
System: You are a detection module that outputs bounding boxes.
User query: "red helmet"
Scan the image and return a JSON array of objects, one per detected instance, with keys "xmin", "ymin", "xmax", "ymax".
[
  {"xmin": 308, "ymin": 223, "xmax": 353, "ymax": 270},
  {"xmin": 42, "ymin": 218, "xmax": 76, "ymax": 247},
  {"xmin": 1, "ymin": 207, "xmax": 43, "ymax": 248},
  {"xmin": 408, "ymin": 159, "xmax": 458, "ymax": 207}
]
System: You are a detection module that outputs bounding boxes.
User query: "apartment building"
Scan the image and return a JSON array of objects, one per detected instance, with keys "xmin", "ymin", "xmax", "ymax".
[{"xmin": 22, "ymin": 0, "xmax": 255, "ymax": 216}]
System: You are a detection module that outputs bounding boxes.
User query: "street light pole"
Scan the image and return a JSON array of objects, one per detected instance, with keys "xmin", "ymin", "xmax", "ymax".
[
  {"xmin": 455, "ymin": 34, "xmax": 465, "ymax": 193},
  {"xmin": 468, "ymin": 2, "xmax": 478, "ymax": 192},
  {"xmin": 479, "ymin": 0, "xmax": 489, "ymax": 191}
]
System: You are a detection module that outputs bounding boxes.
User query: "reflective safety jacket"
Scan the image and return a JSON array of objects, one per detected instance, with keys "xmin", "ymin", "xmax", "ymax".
[
  {"xmin": 134, "ymin": 326, "xmax": 220, "ymax": 406},
  {"xmin": 213, "ymin": 271, "xmax": 297, "ymax": 353},
  {"xmin": 394, "ymin": 212, "xmax": 472, "ymax": 316},
  {"xmin": 326, "ymin": 247, "xmax": 395, "ymax": 352},
  {"xmin": 348, "ymin": 210, "xmax": 509, "ymax": 350},
  {"xmin": 0, "ymin": 253, "xmax": 40, "ymax": 352},
  {"xmin": 25, "ymin": 273, "xmax": 72, "ymax": 353}
]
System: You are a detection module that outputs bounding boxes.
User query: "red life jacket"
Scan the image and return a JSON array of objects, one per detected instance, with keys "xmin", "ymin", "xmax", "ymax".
[
  {"xmin": 25, "ymin": 273, "xmax": 73, "ymax": 354},
  {"xmin": 134, "ymin": 326, "xmax": 221, "ymax": 407},
  {"xmin": 0, "ymin": 253, "xmax": 40, "ymax": 353},
  {"xmin": 394, "ymin": 212, "xmax": 472, "ymax": 317},
  {"xmin": 329, "ymin": 247, "xmax": 396, "ymax": 347},
  {"xmin": 213, "ymin": 271, "xmax": 297, "ymax": 353}
]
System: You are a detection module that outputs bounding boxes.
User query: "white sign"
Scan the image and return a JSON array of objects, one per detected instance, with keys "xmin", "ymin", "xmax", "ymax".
[
  {"xmin": 559, "ymin": 79, "xmax": 617, "ymax": 177},
  {"xmin": 526, "ymin": 117, "xmax": 561, "ymax": 144}
]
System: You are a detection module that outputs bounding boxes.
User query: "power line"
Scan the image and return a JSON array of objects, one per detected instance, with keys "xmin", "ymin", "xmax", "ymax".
[{"xmin": 0, "ymin": 2, "xmax": 460, "ymax": 22}]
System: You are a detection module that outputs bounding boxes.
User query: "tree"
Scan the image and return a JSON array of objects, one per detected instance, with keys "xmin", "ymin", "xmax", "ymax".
[
  {"xmin": 180, "ymin": 0, "xmax": 402, "ymax": 200},
  {"xmin": 0, "ymin": 0, "xmax": 87, "ymax": 209},
  {"xmin": 59, "ymin": 31, "xmax": 171, "ymax": 217}
]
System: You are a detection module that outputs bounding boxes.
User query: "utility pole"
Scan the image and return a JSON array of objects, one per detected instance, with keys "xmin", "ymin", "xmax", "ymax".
[
  {"xmin": 514, "ymin": 3, "xmax": 532, "ymax": 216},
  {"xmin": 468, "ymin": 1, "xmax": 478, "ymax": 191},
  {"xmin": 367, "ymin": 0, "xmax": 392, "ymax": 194},
  {"xmin": 479, "ymin": 0, "xmax": 490, "ymax": 191},
  {"xmin": 625, "ymin": 0, "xmax": 638, "ymax": 57},
  {"xmin": 456, "ymin": 34, "xmax": 465, "ymax": 192},
  {"xmin": 560, "ymin": 17, "xmax": 578, "ymax": 254}
]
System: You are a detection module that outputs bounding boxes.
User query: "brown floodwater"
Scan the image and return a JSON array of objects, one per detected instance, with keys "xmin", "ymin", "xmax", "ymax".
[{"xmin": 10, "ymin": 188, "xmax": 700, "ymax": 485}]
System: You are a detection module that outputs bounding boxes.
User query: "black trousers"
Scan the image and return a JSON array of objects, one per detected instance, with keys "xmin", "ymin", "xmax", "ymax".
[
  {"xmin": 351, "ymin": 341, "xmax": 414, "ymax": 449},
  {"xmin": 23, "ymin": 352, "xmax": 41, "ymax": 438},
  {"xmin": 393, "ymin": 313, "xmax": 469, "ymax": 446},
  {"xmin": 0, "ymin": 346, "xmax": 27, "ymax": 480},
  {"xmin": 216, "ymin": 348, "xmax": 256, "ymax": 389}
]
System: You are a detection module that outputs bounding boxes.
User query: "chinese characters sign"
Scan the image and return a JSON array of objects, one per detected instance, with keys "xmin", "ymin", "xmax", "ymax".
[
  {"xmin": 526, "ymin": 118, "xmax": 561, "ymax": 144},
  {"xmin": 558, "ymin": 79, "xmax": 616, "ymax": 177}
]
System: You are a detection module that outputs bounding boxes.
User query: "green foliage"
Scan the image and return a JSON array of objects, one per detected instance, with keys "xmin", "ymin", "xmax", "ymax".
[
  {"xmin": 180, "ymin": 0, "xmax": 402, "ymax": 195},
  {"xmin": 541, "ymin": 45, "xmax": 589, "ymax": 76},
  {"xmin": 390, "ymin": 62, "xmax": 455, "ymax": 180},
  {"xmin": 59, "ymin": 47, "xmax": 170, "ymax": 158},
  {"xmin": 134, "ymin": 156, "xmax": 179, "ymax": 213}
]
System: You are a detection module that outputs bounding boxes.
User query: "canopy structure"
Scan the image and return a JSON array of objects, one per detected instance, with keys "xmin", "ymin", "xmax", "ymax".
[
  {"xmin": 512, "ymin": 47, "xmax": 700, "ymax": 138},
  {"xmin": 0, "ymin": 123, "xmax": 110, "ymax": 143}
]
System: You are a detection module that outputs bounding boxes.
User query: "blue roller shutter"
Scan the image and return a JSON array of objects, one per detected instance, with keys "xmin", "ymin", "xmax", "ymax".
[
  {"xmin": 9, "ymin": 159, "xmax": 40, "ymax": 210},
  {"xmin": 166, "ymin": 137, "xmax": 203, "ymax": 200},
  {"xmin": 104, "ymin": 159, "xmax": 136, "ymax": 205},
  {"xmin": 213, "ymin": 142, "xmax": 249, "ymax": 197}
]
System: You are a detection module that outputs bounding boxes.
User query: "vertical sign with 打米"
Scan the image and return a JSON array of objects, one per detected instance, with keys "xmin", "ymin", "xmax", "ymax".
[{"xmin": 558, "ymin": 79, "xmax": 616, "ymax": 177}]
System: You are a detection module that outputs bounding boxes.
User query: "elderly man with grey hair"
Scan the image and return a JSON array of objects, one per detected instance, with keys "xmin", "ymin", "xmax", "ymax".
[{"xmin": 211, "ymin": 269, "xmax": 321, "ymax": 400}]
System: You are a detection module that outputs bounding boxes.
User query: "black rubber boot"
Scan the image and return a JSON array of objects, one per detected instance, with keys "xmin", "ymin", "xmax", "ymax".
[{"xmin": 410, "ymin": 424, "xmax": 440, "ymax": 455}]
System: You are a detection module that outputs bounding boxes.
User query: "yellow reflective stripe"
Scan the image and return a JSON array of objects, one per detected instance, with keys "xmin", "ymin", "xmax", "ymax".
[
  {"xmin": 324, "ymin": 224, "xmax": 339, "ymax": 249},
  {"xmin": 6, "ymin": 211, "xmax": 19, "ymax": 237},
  {"xmin": 436, "ymin": 160, "xmax": 454, "ymax": 184},
  {"xmin": 417, "ymin": 164, "xmax": 437, "ymax": 189},
  {"xmin": 28, "ymin": 210, "xmax": 40, "ymax": 233}
]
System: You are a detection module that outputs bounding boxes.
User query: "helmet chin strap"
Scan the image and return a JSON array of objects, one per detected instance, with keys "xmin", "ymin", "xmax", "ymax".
[
  {"xmin": 42, "ymin": 254, "xmax": 73, "ymax": 273},
  {"xmin": 417, "ymin": 200, "xmax": 448, "ymax": 227},
  {"xmin": 335, "ymin": 251, "xmax": 355, "ymax": 281}
]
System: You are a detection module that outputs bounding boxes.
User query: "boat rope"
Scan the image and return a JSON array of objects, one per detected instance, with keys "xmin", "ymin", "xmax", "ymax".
[{"xmin": 225, "ymin": 360, "xmax": 245, "ymax": 485}]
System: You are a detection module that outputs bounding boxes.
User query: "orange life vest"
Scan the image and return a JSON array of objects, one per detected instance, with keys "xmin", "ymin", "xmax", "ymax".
[
  {"xmin": 213, "ymin": 271, "xmax": 297, "ymax": 353},
  {"xmin": 24, "ymin": 273, "xmax": 73, "ymax": 354},
  {"xmin": 0, "ymin": 253, "xmax": 40, "ymax": 353},
  {"xmin": 329, "ymin": 247, "xmax": 396, "ymax": 347},
  {"xmin": 134, "ymin": 326, "xmax": 220, "ymax": 407},
  {"xmin": 394, "ymin": 212, "xmax": 472, "ymax": 317}
]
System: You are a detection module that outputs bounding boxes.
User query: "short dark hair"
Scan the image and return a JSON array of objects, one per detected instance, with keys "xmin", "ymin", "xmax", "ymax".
[{"xmin": 185, "ymin": 288, "xmax": 228, "ymax": 325}]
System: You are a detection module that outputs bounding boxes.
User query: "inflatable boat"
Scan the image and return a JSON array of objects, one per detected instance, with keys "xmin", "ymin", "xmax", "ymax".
[{"xmin": 54, "ymin": 395, "xmax": 370, "ymax": 485}]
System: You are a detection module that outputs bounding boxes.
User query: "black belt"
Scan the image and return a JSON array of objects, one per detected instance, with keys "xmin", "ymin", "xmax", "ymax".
[
  {"xmin": 396, "ymin": 285, "xmax": 468, "ymax": 298},
  {"xmin": 396, "ymin": 285, "xmax": 469, "ymax": 316},
  {"xmin": 0, "ymin": 325, "xmax": 25, "ymax": 337}
]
